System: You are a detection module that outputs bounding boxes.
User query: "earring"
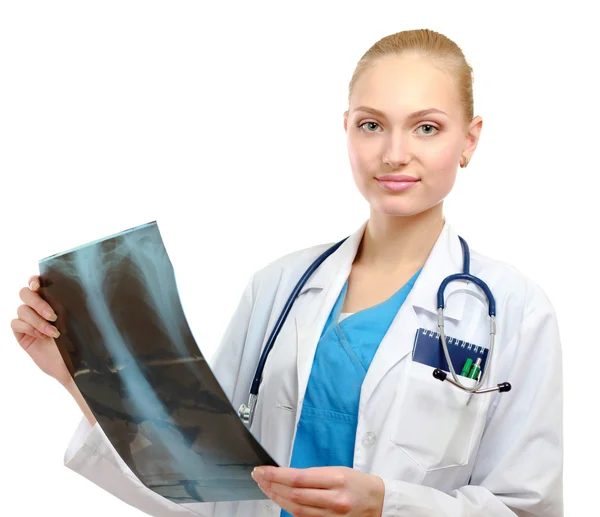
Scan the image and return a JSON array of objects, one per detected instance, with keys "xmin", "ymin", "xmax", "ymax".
[{"xmin": 460, "ymin": 155, "xmax": 469, "ymax": 168}]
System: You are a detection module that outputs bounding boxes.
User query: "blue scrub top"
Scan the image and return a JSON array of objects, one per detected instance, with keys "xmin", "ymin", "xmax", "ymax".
[{"xmin": 279, "ymin": 269, "xmax": 421, "ymax": 517}]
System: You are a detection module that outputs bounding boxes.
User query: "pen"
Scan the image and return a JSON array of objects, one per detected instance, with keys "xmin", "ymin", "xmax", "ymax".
[
  {"xmin": 468, "ymin": 358, "xmax": 482, "ymax": 380},
  {"xmin": 460, "ymin": 358, "xmax": 473, "ymax": 377}
]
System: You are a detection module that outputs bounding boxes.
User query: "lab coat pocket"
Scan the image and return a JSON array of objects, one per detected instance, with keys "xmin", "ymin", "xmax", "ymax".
[{"xmin": 391, "ymin": 360, "xmax": 482, "ymax": 472}]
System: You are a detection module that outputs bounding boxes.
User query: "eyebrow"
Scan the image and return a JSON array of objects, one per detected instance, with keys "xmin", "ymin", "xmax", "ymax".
[{"xmin": 353, "ymin": 106, "xmax": 449, "ymax": 119}]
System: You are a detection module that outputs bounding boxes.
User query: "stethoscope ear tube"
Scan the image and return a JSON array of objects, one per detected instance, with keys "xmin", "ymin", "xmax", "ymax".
[
  {"xmin": 434, "ymin": 235, "xmax": 512, "ymax": 394},
  {"xmin": 433, "ymin": 368, "xmax": 512, "ymax": 394}
]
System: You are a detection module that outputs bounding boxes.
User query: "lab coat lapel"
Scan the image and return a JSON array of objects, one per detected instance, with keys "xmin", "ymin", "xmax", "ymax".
[
  {"xmin": 293, "ymin": 221, "xmax": 368, "ymax": 421},
  {"xmin": 291, "ymin": 219, "xmax": 472, "ymax": 416},
  {"xmin": 360, "ymin": 222, "xmax": 468, "ymax": 407}
]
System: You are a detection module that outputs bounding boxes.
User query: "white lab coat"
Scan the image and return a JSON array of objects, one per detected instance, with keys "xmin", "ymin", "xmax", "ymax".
[{"xmin": 63, "ymin": 220, "xmax": 563, "ymax": 517}]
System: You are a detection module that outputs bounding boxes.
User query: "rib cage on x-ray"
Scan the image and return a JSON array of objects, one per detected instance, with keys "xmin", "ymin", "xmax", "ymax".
[{"xmin": 38, "ymin": 222, "xmax": 277, "ymax": 504}]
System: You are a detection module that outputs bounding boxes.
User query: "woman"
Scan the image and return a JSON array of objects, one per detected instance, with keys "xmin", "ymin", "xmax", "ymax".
[{"xmin": 11, "ymin": 29, "xmax": 563, "ymax": 517}]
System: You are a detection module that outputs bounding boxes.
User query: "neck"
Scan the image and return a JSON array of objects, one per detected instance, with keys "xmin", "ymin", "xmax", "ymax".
[{"xmin": 354, "ymin": 203, "xmax": 445, "ymax": 273}]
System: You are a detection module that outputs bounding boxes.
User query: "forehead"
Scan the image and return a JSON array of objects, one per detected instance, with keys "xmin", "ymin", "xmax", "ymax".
[{"xmin": 351, "ymin": 54, "xmax": 461, "ymax": 118}]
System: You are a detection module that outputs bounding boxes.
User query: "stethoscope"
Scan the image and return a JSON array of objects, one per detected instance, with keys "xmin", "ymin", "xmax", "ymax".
[{"xmin": 238, "ymin": 235, "xmax": 511, "ymax": 428}]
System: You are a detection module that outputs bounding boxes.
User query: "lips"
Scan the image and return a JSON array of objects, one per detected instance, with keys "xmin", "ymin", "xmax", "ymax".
[
  {"xmin": 375, "ymin": 174, "xmax": 419, "ymax": 182},
  {"xmin": 375, "ymin": 174, "xmax": 420, "ymax": 192}
]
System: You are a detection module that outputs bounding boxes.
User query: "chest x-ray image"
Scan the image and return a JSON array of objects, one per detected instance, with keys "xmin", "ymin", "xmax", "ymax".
[{"xmin": 38, "ymin": 221, "xmax": 277, "ymax": 503}]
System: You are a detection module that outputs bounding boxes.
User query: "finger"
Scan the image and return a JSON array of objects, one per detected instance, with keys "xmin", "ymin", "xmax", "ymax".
[
  {"xmin": 16, "ymin": 305, "xmax": 60, "ymax": 338},
  {"xmin": 39, "ymin": 290, "xmax": 66, "ymax": 332},
  {"xmin": 266, "ymin": 481, "xmax": 335, "ymax": 510},
  {"xmin": 257, "ymin": 483, "xmax": 323, "ymax": 517},
  {"xmin": 258, "ymin": 466, "xmax": 344, "ymax": 489},
  {"xmin": 11, "ymin": 318, "xmax": 47, "ymax": 341},
  {"xmin": 19, "ymin": 286, "xmax": 57, "ymax": 322},
  {"xmin": 28, "ymin": 275, "xmax": 41, "ymax": 291}
]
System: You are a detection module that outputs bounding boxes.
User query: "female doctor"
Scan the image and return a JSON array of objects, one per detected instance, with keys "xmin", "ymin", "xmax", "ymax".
[{"xmin": 11, "ymin": 29, "xmax": 562, "ymax": 517}]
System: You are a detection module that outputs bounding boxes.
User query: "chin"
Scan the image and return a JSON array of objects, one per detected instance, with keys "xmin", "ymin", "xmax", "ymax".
[
  {"xmin": 366, "ymin": 193, "xmax": 419, "ymax": 216},
  {"xmin": 370, "ymin": 196, "xmax": 442, "ymax": 218}
]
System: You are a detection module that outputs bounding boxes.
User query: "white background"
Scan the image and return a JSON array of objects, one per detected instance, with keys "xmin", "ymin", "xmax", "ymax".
[{"xmin": 1, "ymin": 1, "xmax": 597, "ymax": 515}]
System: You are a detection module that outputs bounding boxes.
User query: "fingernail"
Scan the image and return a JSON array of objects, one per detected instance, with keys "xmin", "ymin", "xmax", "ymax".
[
  {"xmin": 44, "ymin": 310, "xmax": 57, "ymax": 321},
  {"xmin": 47, "ymin": 326, "xmax": 60, "ymax": 338},
  {"xmin": 30, "ymin": 281, "xmax": 39, "ymax": 291}
]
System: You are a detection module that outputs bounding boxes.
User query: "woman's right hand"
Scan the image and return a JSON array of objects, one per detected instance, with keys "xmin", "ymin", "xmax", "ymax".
[{"xmin": 11, "ymin": 275, "xmax": 73, "ymax": 387}]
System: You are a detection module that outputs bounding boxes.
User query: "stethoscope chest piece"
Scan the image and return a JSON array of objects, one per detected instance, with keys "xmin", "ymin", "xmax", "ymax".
[{"xmin": 239, "ymin": 393, "xmax": 258, "ymax": 428}]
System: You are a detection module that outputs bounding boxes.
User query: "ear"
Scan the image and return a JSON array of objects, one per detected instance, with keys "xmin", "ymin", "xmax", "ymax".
[
  {"xmin": 343, "ymin": 110, "xmax": 349, "ymax": 133},
  {"xmin": 462, "ymin": 116, "xmax": 483, "ymax": 163}
]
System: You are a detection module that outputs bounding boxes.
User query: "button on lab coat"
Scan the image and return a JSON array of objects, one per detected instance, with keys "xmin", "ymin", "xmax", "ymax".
[{"xmin": 63, "ymin": 220, "xmax": 563, "ymax": 516}]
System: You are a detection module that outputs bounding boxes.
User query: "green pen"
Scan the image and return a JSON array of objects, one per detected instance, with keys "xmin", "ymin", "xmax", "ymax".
[
  {"xmin": 468, "ymin": 358, "xmax": 482, "ymax": 380},
  {"xmin": 460, "ymin": 358, "xmax": 473, "ymax": 377}
]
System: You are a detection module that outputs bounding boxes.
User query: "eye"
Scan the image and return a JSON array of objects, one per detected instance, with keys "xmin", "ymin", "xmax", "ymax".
[
  {"xmin": 416, "ymin": 124, "xmax": 439, "ymax": 136},
  {"xmin": 358, "ymin": 121, "xmax": 381, "ymax": 133}
]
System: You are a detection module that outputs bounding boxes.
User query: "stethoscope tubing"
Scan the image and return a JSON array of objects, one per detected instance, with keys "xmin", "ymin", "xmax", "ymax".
[{"xmin": 238, "ymin": 234, "xmax": 509, "ymax": 428}]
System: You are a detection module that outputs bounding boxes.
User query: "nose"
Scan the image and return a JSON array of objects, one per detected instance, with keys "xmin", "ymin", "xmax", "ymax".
[{"xmin": 382, "ymin": 131, "xmax": 411, "ymax": 168}]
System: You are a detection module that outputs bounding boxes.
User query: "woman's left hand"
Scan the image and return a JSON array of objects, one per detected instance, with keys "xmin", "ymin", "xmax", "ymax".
[{"xmin": 252, "ymin": 465, "xmax": 384, "ymax": 517}]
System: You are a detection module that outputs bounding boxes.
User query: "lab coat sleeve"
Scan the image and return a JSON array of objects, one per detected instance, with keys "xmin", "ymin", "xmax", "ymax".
[
  {"xmin": 379, "ymin": 280, "xmax": 563, "ymax": 517},
  {"xmin": 63, "ymin": 273, "xmax": 258, "ymax": 517}
]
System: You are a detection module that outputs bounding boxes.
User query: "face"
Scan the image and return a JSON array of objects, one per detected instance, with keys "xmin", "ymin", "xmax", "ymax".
[{"xmin": 344, "ymin": 54, "xmax": 482, "ymax": 218}]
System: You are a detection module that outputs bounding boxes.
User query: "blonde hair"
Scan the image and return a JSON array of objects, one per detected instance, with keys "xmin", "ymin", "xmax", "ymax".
[{"xmin": 348, "ymin": 29, "xmax": 474, "ymax": 127}]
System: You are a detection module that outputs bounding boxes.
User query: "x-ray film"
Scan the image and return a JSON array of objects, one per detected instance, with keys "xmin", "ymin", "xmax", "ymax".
[{"xmin": 38, "ymin": 221, "xmax": 278, "ymax": 504}]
